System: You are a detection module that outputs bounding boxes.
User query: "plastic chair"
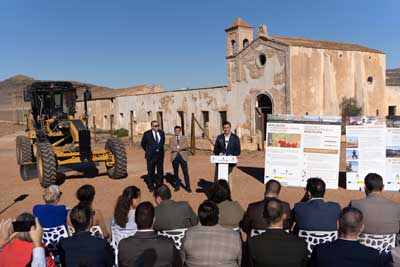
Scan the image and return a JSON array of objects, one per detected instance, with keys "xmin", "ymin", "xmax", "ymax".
[
  {"xmin": 157, "ymin": 228, "xmax": 188, "ymax": 250},
  {"xmin": 358, "ymin": 233, "xmax": 396, "ymax": 253},
  {"xmin": 298, "ymin": 230, "xmax": 337, "ymax": 255},
  {"xmin": 68, "ymin": 225, "xmax": 104, "ymax": 238},
  {"xmin": 42, "ymin": 225, "xmax": 69, "ymax": 251},
  {"xmin": 110, "ymin": 225, "xmax": 137, "ymax": 266},
  {"xmin": 250, "ymin": 229, "xmax": 266, "ymax": 237}
]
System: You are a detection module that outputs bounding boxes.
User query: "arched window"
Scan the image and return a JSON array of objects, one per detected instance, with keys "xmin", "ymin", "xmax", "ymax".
[
  {"xmin": 243, "ymin": 39, "xmax": 249, "ymax": 48},
  {"xmin": 231, "ymin": 40, "xmax": 237, "ymax": 55}
]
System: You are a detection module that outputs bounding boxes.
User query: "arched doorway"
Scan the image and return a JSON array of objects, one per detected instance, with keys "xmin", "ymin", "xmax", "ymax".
[{"xmin": 255, "ymin": 94, "xmax": 273, "ymax": 146}]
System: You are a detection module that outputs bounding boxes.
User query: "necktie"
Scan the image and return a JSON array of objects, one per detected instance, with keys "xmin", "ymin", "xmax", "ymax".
[
  {"xmin": 176, "ymin": 136, "xmax": 180, "ymax": 146},
  {"xmin": 155, "ymin": 132, "xmax": 159, "ymax": 144}
]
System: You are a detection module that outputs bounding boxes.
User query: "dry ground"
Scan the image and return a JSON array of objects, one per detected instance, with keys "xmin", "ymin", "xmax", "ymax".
[{"xmin": 1, "ymin": 125, "xmax": 400, "ymax": 223}]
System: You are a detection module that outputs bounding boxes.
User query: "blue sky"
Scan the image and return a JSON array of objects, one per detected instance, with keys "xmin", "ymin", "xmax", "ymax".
[{"xmin": 0, "ymin": 0, "xmax": 398, "ymax": 90}]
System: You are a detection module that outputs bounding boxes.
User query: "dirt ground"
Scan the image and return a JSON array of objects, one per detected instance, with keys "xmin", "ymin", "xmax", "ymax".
[{"xmin": 1, "ymin": 126, "xmax": 400, "ymax": 224}]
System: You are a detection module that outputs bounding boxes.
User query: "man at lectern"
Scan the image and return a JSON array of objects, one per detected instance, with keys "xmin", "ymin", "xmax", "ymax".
[{"xmin": 213, "ymin": 121, "xmax": 241, "ymax": 183}]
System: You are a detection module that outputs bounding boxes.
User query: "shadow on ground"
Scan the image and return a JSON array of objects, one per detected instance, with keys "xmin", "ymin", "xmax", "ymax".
[{"xmin": 237, "ymin": 166, "xmax": 265, "ymax": 184}]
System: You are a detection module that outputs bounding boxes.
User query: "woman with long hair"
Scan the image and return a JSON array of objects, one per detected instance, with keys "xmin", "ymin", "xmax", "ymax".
[
  {"xmin": 209, "ymin": 180, "xmax": 244, "ymax": 229},
  {"xmin": 112, "ymin": 186, "xmax": 141, "ymax": 231}
]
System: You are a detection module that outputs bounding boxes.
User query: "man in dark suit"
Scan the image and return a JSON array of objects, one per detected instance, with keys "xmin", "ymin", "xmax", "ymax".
[
  {"xmin": 213, "ymin": 121, "xmax": 241, "ymax": 184},
  {"xmin": 141, "ymin": 120, "xmax": 165, "ymax": 192},
  {"xmin": 241, "ymin": 179, "xmax": 292, "ymax": 234},
  {"xmin": 153, "ymin": 184, "xmax": 198, "ymax": 231},
  {"xmin": 57, "ymin": 204, "xmax": 115, "ymax": 267},
  {"xmin": 213, "ymin": 121, "xmax": 241, "ymax": 156},
  {"xmin": 293, "ymin": 178, "xmax": 341, "ymax": 231},
  {"xmin": 350, "ymin": 173, "xmax": 400, "ymax": 234},
  {"xmin": 310, "ymin": 207, "xmax": 390, "ymax": 267},
  {"xmin": 247, "ymin": 198, "xmax": 308, "ymax": 267},
  {"xmin": 118, "ymin": 202, "xmax": 182, "ymax": 267}
]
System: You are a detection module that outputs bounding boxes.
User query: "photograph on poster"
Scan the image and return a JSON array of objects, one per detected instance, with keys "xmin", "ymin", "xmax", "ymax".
[
  {"xmin": 267, "ymin": 133, "xmax": 301, "ymax": 148},
  {"xmin": 346, "ymin": 161, "xmax": 359, "ymax": 173},
  {"xmin": 349, "ymin": 116, "xmax": 386, "ymax": 126},
  {"xmin": 346, "ymin": 149, "xmax": 359, "ymax": 160},
  {"xmin": 386, "ymin": 146, "xmax": 400, "ymax": 158},
  {"xmin": 346, "ymin": 136, "xmax": 359, "ymax": 148}
]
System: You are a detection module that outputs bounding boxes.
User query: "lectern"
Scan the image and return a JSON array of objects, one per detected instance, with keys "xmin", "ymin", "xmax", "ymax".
[{"xmin": 210, "ymin": 155, "xmax": 238, "ymax": 181}]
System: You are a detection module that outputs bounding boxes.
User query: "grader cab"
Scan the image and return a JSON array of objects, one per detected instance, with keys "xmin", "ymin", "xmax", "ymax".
[{"xmin": 16, "ymin": 81, "xmax": 127, "ymax": 187}]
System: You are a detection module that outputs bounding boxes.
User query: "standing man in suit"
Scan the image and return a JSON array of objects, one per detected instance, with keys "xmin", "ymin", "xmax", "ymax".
[
  {"xmin": 310, "ymin": 207, "xmax": 390, "ymax": 267},
  {"xmin": 169, "ymin": 125, "xmax": 191, "ymax": 192},
  {"xmin": 153, "ymin": 184, "xmax": 198, "ymax": 231},
  {"xmin": 240, "ymin": 179, "xmax": 292, "ymax": 234},
  {"xmin": 141, "ymin": 120, "xmax": 165, "ymax": 192},
  {"xmin": 118, "ymin": 202, "xmax": 182, "ymax": 267},
  {"xmin": 293, "ymin": 178, "xmax": 341, "ymax": 232},
  {"xmin": 247, "ymin": 198, "xmax": 308, "ymax": 267},
  {"xmin": 350, "ymin": 173, "xmax": 400, "ymax": 234},
  {"xmin": 57, "ymin": 204, "xmax": 115, "ymax": 267},
  {"xmin": 213, "ymin": 121, "xmax": 241, "ymax": 184}
]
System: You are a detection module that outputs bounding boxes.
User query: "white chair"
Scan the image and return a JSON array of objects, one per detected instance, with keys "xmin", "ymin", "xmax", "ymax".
[
  {"xmin": 250, "ymin": 229, "xmax": 266, "ymax": 237},
  {"xmin": 157, "ymin": 228, "xmax": 188, "ymax": 250},
  {"xmin": 110, "ymin": 225, "xmax": 137, "ymax": 266},
  {"xmin": 298, "ymin": 230, "xmax": 337, "ymax": 255},
  {"xmin": 358, "ymin": 233, "xmax": 396, "ymax": 253},
  {"xmin": 68, "ymin": 225, "xmax": 104, "ymax": 238},
  {"xmin": 42, "ymin": 225, "xmax": 69, "ymax": 251}
]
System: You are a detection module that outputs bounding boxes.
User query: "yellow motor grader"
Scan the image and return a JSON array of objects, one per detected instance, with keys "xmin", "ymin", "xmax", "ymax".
[{"xmin": 16, "ymin": 81, "xmax": 127, "ymax": 187}]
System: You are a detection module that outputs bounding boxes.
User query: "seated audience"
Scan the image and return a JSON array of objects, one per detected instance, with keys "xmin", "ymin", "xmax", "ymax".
[
  {"xmin": 209, "ymin": 180, "xmax": 244, "ymax": 229},
  {"xmin": 181, "ymin": 200, "xmax": 242, "ymax": 267},
  {"xmin": 57, "ymin": 204, "xmax": 115, "ymax": 267},
  {"xmin": 350, "ymin": 173, "xmax": 400, "ymax": 234},
  {"xmin": 293, "ymin": 178, "xmax": 341, "ymax": 231},
  {"xmin": 71, "ymin": 184, "xmax": 110, "ymax": 238},
  {"xmin": 391, "ymin": 246, "xmax": 400, "ymax": 267},
  {"xmin": 240, "ymin": 179, "xmax": 291, "ymax": 234},
  {"xmin": 118, "ymin": 201, "xmax": 181, "ymax": 267},
  {"xmin": 310, "ymin": 207, "xmax": 390, "ymax": 267},
  {"xmin": 112, "ymin": 186, "xmax": 141, "ymax": 236},
  {"xmin": 33, "ymin": 185, "xmax": 68, "ymax": 228},
  {"xmin": 0, "ymin": 213, "xmax": 55, "ymax": 267},
  {"xmin": 153, "ymin": 184, "xmax": 198, "ymax": 231},
  {"xmin": 247, "ymin": 198, "xmax": 307, "ymax": 267}
]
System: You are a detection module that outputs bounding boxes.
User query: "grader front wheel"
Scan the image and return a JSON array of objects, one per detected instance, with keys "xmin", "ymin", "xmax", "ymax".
[
  {"xmin": 37, "ymin": 142, "xmax": 57, "ymax": 187},
  {"xmin": 105, "ymin": 138, "xmax": 127, "ymax": 179}
]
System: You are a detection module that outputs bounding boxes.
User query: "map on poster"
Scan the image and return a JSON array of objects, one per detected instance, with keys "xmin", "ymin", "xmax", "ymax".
[
  {"xmin": 346, "ymin": 116, "xmax": 400, "ymax": 191},
  {"xmin": 264, "ymin": 114, "xmax": 342, "ymax": 189}
]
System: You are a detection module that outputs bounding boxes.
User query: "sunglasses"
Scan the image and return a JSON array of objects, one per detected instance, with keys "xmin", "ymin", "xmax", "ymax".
[{"xmin": 152, "ymin": 125, "xmax": 159, "ymax": 127}]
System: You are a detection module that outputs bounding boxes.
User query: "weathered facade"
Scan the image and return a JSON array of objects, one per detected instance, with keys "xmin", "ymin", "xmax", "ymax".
[{"xmin": 79, "ymin": 18, "xmax": 393, "ymax": 147}]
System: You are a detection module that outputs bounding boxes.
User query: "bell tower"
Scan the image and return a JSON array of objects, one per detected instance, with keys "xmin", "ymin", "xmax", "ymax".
[{"xmin": 225, "ymin": 18, "xmax": 254, "ymax": 57}]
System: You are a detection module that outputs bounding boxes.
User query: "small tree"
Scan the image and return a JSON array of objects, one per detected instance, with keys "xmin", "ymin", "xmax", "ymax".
[{"xmin": 339, "ymin": 97, "xmax": 362, "ymax": 134}]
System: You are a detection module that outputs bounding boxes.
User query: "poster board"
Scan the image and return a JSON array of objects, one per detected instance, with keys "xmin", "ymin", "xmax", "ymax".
[
  {"xmin": 264, "ymin": 114, "xmax": 342, "ymax": 189},
  {"xmin": 346, "ymin": 116, "xmax": 400, "ymax": 191}
]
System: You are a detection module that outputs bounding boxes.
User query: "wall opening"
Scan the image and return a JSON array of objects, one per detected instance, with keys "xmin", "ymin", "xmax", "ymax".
[
  {"xmin": 243, "ymin": 39, "xmax": 249, "ymax": 48},
  {"xmin": 256, "ymin": 94, "xmax": 273, "ymax": 142},
  {"xmin": 147, "ymin": 111, "xmax": 152, "ymax": 122},
  {"xmin": 157, "ymin": 111, "xmax": 164, "ymax": 130},
  {"xmin": 231, "ymin": 40, "xmax": 237, "ymax": 55},
  {"xmin": 202, "ymin": 111, "xmax": 209, "ymax": 138},
  {"xmin": 389, "ymin": 106, "xmax": 397, "ymax": 116},
  {"xmin": 119, "ymin": 113, "xmax": 124, "ymax": 118},
  {"xmin": 219, "ymin": 111, "xmax": 227, "ymax": 131},
  {"xmin": 177, "ymin": 111, "xmax": 185, "ymax": 135},
  {"xmin": 367, "ymin": 76, "xmax": 373, "ymax": 85},
  {"xmin": 110, "ymin": 114, "xmax": 114, "ymax": 131},
  {"xmin": 376, "ymin": 109, "xmax": 379, "ymax": 116},
  {"xmin": 256, "ymin": 53, "xmax": 267, "ymax": 68}
]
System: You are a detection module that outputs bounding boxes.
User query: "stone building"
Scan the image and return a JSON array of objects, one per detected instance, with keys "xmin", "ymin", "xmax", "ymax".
[{"xmin": 78, "ymin": 18, "xmax": 395, "ymax": 147}]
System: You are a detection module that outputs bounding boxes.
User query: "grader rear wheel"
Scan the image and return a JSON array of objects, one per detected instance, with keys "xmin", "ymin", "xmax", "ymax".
[
  {"xmin": 37, "ymin": 142, "xmax": 57, "ymax": 187},
  {"xmin": 105, "ymin": 138, "xmax": 127, "ymax": 179},
  {"xmin": 16, "ymin": 136, "xmax": 33, "ymax": 165}
]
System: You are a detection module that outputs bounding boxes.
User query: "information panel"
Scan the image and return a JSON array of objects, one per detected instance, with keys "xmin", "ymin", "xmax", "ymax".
[
  {"xmin": 346, "ymin": 116, "xmax": 400, "ymax": 191},
  {"xmin": 264, "ymin": 115, "xmax": 341, "ymax": 189}
]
